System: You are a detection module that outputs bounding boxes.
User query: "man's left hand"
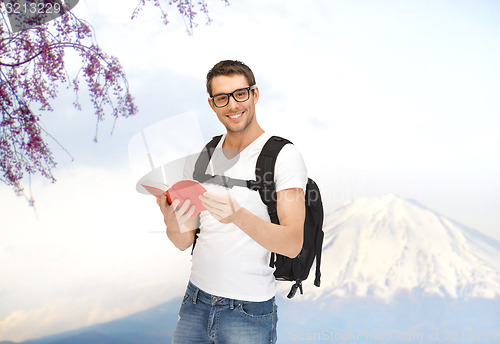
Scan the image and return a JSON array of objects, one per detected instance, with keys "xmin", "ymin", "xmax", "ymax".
[{"xmin": 199, "ymin": 191, "xmax": 242, "ymax": 224}]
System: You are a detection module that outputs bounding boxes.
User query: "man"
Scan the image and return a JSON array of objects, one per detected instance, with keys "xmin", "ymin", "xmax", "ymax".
[{"xmin": 156, "ymin": 60, "xmax": 307, "ymax": 343}]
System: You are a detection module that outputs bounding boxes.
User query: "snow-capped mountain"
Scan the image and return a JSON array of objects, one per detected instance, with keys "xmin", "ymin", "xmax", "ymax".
[
  {"xmin": 290, "ymin": 194, "xmax": 500, "ymax": 300},
  {"xmin": 14, "ymin": 194, "xmax": 500, "ymax": 344}
]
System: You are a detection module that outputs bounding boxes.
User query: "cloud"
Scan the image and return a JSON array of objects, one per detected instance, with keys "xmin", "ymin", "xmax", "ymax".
[{"xmin": 0, "ymin": 163, "xmax": 191, "ymax": 341}]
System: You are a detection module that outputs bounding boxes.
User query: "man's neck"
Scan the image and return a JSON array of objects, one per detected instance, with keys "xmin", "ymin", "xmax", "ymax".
[{"xmin": 223, "ymin": 125, "xmax": 265, "ymax": 154}]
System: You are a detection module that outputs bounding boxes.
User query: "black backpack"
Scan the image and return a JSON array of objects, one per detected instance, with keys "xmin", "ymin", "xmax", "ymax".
[{"xmin": 192, "ymin": 135, "xmax": 324, "ymax": 299}]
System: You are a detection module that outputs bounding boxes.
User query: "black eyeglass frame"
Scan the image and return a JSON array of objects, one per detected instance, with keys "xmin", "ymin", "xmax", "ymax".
[{"xmin": 210, "ymin": 85, "xmax": 256, "ymax": 108}]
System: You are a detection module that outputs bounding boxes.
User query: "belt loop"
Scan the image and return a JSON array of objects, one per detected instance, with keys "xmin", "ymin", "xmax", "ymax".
[
  {"xmin": 192, "ymin": 287, "xmax": 199, "ymax": 304},
  {"xmin": 229, "ymin": 299, "xmax": 234, "ymax": 310}
]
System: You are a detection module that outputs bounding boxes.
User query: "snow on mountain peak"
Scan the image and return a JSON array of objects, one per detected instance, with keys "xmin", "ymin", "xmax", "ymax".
[{"xmin": 298, "ymin": 194, "xmax": 500, "ymax": 300}]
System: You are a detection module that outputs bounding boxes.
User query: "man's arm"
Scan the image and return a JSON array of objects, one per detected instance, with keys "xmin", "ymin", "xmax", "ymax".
[
  {"xmin": 200, "ymin": 188, "xmax": 305, "ymax": 258},
  {"xmin": 157, "ymin": 195, "xmax": 198, "ymax": 251},
  {"xmin": 166, "ymin": 220, "xmax": 197, "ymax": 251}
]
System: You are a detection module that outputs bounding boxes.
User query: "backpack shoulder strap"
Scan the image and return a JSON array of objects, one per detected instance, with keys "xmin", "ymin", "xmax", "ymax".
[
  {"xmin": 192, "ymin": 135, "xmax": 251, "ymax": 188},
  {"xmin": 193, "ymin": 135, "xmax": 223, "ymax": 182},
  {"xmin": 255, "ymin": 136, "xmax": 292, "ymax": 225},
  {"xmin": 191, "ymin": 135, "xmax": 223, "ymax": 255}
]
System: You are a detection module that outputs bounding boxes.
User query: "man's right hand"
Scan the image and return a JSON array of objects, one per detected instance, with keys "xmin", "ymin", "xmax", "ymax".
[{"xmin": 156, "ymin": 195, "xmax": 196, "ymax": 233}]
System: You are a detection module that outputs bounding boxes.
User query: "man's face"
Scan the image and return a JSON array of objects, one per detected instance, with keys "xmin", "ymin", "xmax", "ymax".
[{"xmin": 208, "ymin": 74, "xmax": 259, "ymax": 134}]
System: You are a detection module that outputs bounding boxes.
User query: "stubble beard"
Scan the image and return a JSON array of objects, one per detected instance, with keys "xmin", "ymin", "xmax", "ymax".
[{"xmin": 224, "ymin": 110, "xmax": 255, "ymax": 134}]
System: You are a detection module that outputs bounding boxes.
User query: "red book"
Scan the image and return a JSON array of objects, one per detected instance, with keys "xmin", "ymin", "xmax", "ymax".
[{"xmin": 141, "ymin": 180, "xmax": 207, "ymax": 218}]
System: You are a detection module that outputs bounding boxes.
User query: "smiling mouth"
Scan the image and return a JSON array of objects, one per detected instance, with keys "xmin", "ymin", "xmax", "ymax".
[{"xmin": 227, "ymin": 112, "xmax": 243, "ymax": 120}]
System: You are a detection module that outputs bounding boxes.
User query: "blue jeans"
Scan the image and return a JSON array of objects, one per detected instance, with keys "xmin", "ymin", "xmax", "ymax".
[{"xmin": 172, "ymin": 281, "xmax": 278, "ymax": 344}]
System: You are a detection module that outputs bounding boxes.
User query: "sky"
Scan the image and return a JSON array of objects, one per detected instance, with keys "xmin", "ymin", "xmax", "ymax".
[{"xmin": 1, "ymin": 0, "xmax": 500, "ymax": 341}]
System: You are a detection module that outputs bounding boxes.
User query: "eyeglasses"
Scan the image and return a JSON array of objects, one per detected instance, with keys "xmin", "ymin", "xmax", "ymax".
[{"xmin": 210, "ymin": 86, "xmax": 256, "ymax": 108}]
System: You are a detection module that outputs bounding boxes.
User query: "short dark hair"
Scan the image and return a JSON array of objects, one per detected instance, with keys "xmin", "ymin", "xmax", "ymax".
[{"xmin": 206, "ymin": 60, "xmax": 256, "ymax": 96}]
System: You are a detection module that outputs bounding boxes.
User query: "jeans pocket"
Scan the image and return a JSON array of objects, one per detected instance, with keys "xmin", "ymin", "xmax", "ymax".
[{"xmin": 237, "ymin": 298, "xmax": 274, "ymax": 321}]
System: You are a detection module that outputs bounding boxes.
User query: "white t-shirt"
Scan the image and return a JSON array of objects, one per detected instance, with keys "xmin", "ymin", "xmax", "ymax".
[{"xmin": 183, "ymin": 131, "xmax": 307, "ymax": 301}]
